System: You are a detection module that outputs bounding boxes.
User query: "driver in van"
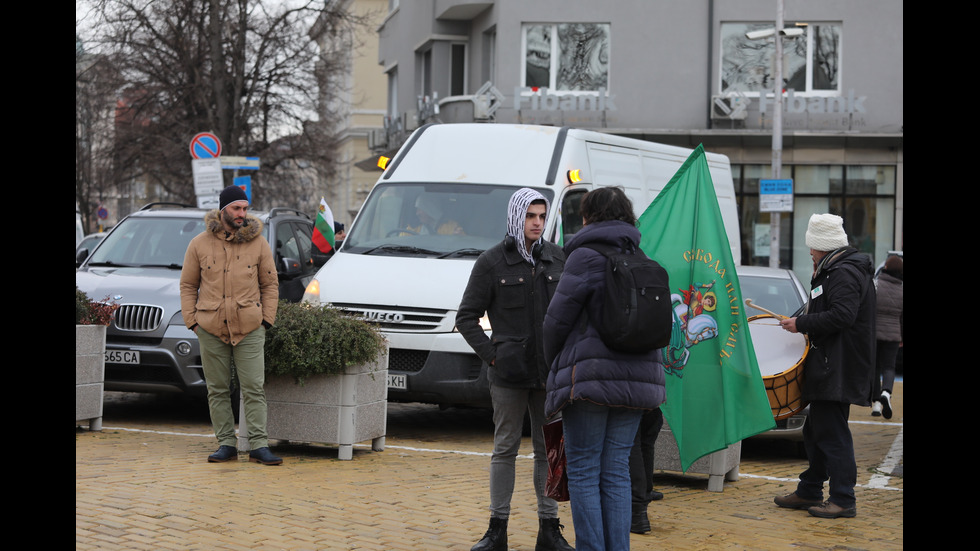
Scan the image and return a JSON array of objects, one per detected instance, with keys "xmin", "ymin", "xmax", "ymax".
[{"xmin": 407, "ymin": 195, "xmax": 464, "ymax": 235}]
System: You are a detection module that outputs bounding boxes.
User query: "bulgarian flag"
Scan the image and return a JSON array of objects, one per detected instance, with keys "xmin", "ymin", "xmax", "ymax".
[
  {"xmin": 638, "ymin": 145, "xmax": 774, "ymax": 471},
  {"xmin": 312, "ymin": 197, "xmax": 336, "ymax": 254}
]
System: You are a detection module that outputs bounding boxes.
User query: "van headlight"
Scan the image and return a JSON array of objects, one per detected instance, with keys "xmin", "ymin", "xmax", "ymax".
[{"xmin": 302, "ymin": 279, "xmax": 321, "ymax": 304}]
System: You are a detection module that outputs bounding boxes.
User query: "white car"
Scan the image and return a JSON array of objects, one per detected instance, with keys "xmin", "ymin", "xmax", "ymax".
[{"xmin": 737, "ymin": 265, "xmax": 809, "ymax": 449}]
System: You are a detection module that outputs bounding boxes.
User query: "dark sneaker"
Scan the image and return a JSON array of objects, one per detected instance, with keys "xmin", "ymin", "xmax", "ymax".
[
  {"xmin": 208, "ymin": 445, "xmax": 238, "ymax": 463},
  {"xmin": 808, "ymin": 501, "xmax": 856, "ymax": 519},
  {"xmin": 249, "ymin": 447, "xmax": 283, "ymax": 465},
  {"xmin": 774, "ymin": 492, "xmax": 822, "ymax": 510},
  {"xmin": 880, "ymin": 390, "xmax": 893, "ymax": 419}
]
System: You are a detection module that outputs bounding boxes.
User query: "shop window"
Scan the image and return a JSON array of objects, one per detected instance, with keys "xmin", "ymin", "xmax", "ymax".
[
  {"xmin": 720, "ymin": 22, "xmax": 841, "ymax": 95},
  {"xmin": 522, "ymin": 23, "xmax": 610, "ymax": 92},
  {"xmin": 734, "ymin": 164, "xmax": 896, "ymax": 277}
]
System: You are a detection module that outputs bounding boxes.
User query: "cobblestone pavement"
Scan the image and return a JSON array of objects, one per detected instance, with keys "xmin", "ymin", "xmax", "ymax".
[{"xmin": 76, "ymin": 382, "xmax": 902, "ymax": 550}]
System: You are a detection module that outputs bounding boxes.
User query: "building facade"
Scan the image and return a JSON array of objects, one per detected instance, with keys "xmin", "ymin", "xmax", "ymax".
[
  {"xmin": 371, "ymin": 0, "xmax": 903, "ymax": 279},
  {"xmin": 313, "ymin": 0, "xmax": 389, "ymax": 227}
]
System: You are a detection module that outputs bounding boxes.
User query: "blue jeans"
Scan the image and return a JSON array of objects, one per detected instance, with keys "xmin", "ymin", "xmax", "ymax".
[{"xmin": 562, "ymin": 401, "xmax": 642, "ymax": 551}]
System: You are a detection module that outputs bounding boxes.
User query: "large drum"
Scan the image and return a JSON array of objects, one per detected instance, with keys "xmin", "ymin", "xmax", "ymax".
[{"xmin": 747, "ymin": 314, "xmax": 809, "ymax": 420}]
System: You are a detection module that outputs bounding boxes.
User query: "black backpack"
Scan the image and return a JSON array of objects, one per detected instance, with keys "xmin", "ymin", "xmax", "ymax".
[{"xmin": 583, "ymin": 242, "xmax": 672, "ymax": 353}]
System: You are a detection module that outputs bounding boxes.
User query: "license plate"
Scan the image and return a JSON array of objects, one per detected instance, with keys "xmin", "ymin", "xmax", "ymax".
[
  {"xmin": 105, "ymin": 349, "xmax": 140, "ymax": 365},
  {"xmin": 387, "ymin": 373, "xmax": 407, "ymax": 390}
]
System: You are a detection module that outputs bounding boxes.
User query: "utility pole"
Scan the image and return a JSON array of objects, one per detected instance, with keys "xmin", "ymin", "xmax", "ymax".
[{"xmin": 769, "ymin": 0, "xmax": 784, "ymax": 269}]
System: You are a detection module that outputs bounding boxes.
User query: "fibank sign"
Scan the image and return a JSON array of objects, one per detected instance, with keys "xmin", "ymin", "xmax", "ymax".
[
  {"xmin": 514, "ymin": 87, "xmax": 617, "ymax": 111},
  {"xmin": 759, "ymin": 88, "xmax": 867, "ymax": 114}
]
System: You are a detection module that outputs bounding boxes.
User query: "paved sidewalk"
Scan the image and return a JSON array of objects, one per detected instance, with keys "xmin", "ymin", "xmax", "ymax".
[{"xmin": 76, "ymin": 383, "xmax": 902, "ymax": 550}]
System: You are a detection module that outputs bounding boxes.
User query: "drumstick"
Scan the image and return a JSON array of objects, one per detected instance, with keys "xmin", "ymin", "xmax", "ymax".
[{"xmin": 745, "ymin": 299, "xmax": 787, "ymax": 320}]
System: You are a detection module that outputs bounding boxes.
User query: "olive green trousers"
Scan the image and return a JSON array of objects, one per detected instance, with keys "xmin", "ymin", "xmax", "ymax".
[{"xmin": 197, "ymin": 326, "xmax": 268, "ymax": 449}]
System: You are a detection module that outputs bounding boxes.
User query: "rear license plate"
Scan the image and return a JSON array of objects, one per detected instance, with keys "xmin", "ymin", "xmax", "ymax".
[
  {"xmin": 105, "ymin": 349, "xmax": 140, "ymax": 365},
  {"xmin": 387, "ymin": 373, "xmax": 407, "ymax": 390}
]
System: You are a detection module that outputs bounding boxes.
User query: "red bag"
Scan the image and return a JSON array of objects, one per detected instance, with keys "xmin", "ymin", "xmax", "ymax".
[{"xmin": 543, "ymin": 418, "xmax": 569, "ymax": 502}]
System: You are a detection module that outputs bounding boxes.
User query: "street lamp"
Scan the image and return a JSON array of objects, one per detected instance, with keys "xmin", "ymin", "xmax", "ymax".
[{"xmin": 746, "ymin": 1, "xmax": 803, "ymax": 268}]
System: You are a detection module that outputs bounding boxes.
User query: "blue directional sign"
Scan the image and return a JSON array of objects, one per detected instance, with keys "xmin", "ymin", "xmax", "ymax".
[
  {"xmin": 759, "ymin": 179, "xmax": 794, "ymax": 213},
  {"xmin": 189, "ymin": 132, "xmax": 222, "ymax": 159}
]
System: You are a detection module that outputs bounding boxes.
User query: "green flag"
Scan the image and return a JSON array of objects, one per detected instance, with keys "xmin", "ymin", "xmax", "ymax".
[{"xmin": 638, "ymin": 145, "xmax": 775, "ymax": 471}]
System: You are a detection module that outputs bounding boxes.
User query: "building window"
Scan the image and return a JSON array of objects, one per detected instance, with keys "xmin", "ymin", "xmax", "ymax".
[
  {"xmin": 450, "ymin": 43, "xmax": 466, "ymax": 96},
  {"xmin": 522, "ymin": 23, "xmax": 610, "ymax": 92},
  {"xmin": 482, "ymin": 27, "xmax": 496, "ymax": 85},
  {"xmin": 420, "ymin": 49, "xmax": 432, "ymax": 98},
  {"xmin": 734, "ymin": 164, "xmax": 895, "ymax": 282},
  {"xmin": 721, "ymin": 22, "xmax": 841, "ymax": 95},
  {"xmin": 387, "ymin": 67, "xmax": 397, "ymax": 117}
]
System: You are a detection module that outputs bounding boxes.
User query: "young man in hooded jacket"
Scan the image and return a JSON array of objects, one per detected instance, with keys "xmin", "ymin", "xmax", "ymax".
[
  {"xmin": 774, "ymin": 213, "xmax": 876, "ymax": 519},
  {"xmin": 456, "ymin": 188, "xmax": 573, "ymax": 551}
]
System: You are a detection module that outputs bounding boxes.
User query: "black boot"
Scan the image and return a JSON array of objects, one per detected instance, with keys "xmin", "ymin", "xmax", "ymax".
[
  {"xmin": 536, "ymin": 518, "xmax": 574, "ymax": 551},
  {"xmin": 471, "ymin": 517, "xmax": 507, "ymax": 551},
  {"xmin": 631, "ymin": 504, "xmax": 651, "ymax": 534}
]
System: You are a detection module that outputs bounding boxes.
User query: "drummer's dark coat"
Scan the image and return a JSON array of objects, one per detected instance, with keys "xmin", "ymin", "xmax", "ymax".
[{"xmin": 795, "ymin": 247, "xmax": 876, "ymax": 406}]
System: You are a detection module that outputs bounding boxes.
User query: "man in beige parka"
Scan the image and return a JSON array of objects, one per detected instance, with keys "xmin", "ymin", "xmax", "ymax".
[{"xmin": 179, "ymin": 184, "xmax": 282, "ymax": 465}]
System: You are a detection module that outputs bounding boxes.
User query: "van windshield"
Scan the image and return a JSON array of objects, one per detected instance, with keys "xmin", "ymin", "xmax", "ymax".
[{"xmin": 344, "ymin": 183, "xmax": 554, "ymax": 257}]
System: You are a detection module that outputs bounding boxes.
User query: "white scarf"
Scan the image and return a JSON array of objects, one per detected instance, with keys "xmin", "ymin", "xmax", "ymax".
[{"xmin": 506, "ymin": 188, "xmax": 550, "ymax": 265}]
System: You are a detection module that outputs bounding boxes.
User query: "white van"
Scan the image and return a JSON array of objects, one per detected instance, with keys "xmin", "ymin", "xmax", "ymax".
[{"xmin": 303, "ymin": 123, "xmax": 740, "ymax": 408}]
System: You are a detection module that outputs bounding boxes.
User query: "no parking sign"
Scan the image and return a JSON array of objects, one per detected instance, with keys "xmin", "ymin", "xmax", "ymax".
[{"xmin": 189, "ymin": 132, "xmax": 222, "ymax": 159}]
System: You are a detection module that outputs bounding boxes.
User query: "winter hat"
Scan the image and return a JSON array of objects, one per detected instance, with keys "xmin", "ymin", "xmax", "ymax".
[
  {"xmin": 805, "ymin": 213, "xmax": 849, "ymax": 251},
  {"xmin": 219, "ymin": 185, "xmax": 249, "ymax": 211}
]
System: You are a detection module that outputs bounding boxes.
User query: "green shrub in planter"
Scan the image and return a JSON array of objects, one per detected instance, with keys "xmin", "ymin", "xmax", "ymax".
[{"xmin": 265, "ymin": 300, "xmax": 386, "ymax": 384}]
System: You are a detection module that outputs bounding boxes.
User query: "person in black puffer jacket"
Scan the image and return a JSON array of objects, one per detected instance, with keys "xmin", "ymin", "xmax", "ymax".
[
  {"xmin": 544, "ymin": 187, "xmax": 665, "ymax": 551},
  {"xmin": 773, "ymin": 213, "xmax": 876, "ymax": 520}
]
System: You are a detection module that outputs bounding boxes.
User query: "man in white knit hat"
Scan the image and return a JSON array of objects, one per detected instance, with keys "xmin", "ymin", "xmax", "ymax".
[{"xmin": 773, "ymin": 213, "xmax": 876, "ymax": 519}]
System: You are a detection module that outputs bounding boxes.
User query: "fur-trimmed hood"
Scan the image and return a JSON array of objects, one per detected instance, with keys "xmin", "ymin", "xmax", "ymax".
[{"xmin": 204, "ymin": 210, "xmax": 264, "ymax": 243}]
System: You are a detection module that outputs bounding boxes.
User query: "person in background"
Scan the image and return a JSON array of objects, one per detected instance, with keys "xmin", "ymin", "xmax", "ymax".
[
  {"xmin": 871, "ymin": 255, "xmax": 902, "ymax": 419},
  {"xmin": 179, "ymin": 184, "xmax": 282, "ymax": 466},
  {"xmin": 774, "ymin": 213, "xmax": 875, "ymax": 519},
  {"xmin": 456, "ymin": 188, "xmax": 573, "ymax": 551},
  {"xmin": 544, "ymin": 186, "xmax": 665, "ymax": 550}
]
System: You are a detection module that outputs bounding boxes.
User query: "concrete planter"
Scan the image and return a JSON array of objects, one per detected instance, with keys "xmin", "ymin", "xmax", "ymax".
[
  {"xmin": 238, "ymin": 346, "xmax": 389, "ymax": 460},
  {"xmin": 75, "ymin": 325, "xmax": 106, "ymax": 431},
  {"xmin": 653, "ymin": 421, "xmax": 741, "ymax": 492}
]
